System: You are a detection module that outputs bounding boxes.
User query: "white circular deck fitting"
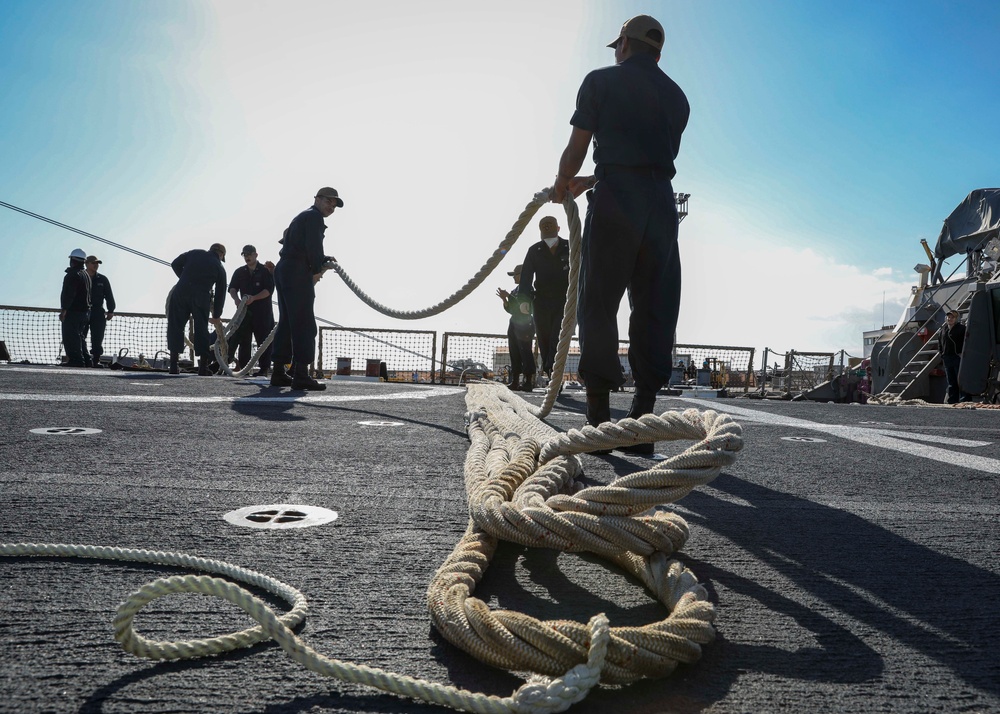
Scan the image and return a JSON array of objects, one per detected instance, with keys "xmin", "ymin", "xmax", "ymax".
[
  {"xmin": 781, "ymin": 436, "xmax": 828, "ymax": 443},
  {"xmin": 357, "ymin": 420, "xmax": 404, "ymax": 427},
  {"xmin": 223, "ymin": 504, "xmax": 339, "ymax": 530},
  {"xmin": 29, "ymin": 427, "xmax": 103, "ymax": 436},
  {"xmin": 859, "ymin": 421, "xmax": 894, "ymax": 425}
]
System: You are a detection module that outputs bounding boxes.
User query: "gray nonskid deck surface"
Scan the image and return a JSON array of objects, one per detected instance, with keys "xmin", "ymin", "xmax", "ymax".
[{"xmin": 1, "ymin": 365, "xmax": 997, "ymax": 714}]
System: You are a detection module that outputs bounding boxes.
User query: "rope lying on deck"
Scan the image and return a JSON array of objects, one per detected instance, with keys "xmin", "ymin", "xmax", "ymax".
[
  {"xmin": 0, "ymin": 394, "xmax": 741, "ymax": 708},
  {"xmin": 429, "ymin": 383, "xmax": 743, "ymax": 684},
  {"xmin": 0, "ymin": 541, "xmax": 610, "ymax": 714}
]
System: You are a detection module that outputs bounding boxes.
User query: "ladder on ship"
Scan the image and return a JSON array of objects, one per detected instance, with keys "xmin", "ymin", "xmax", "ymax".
[{"xmin": 878, "ymin": 294, "xmax": 974, "ymax": 401}]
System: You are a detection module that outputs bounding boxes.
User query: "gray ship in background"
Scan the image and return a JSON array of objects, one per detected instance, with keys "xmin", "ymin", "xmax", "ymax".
[{"xmin": 836, "ymin": 188, "xmax": 1000, "ymax": 403}]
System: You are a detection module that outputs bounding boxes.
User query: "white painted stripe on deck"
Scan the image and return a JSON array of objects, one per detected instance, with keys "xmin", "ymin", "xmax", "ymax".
[
  {"xmin": 676, "ymin": 399, "xmax": 1000, "ymax": 474},
  {"xmin": 0, "ymin": 386, "xmax": 458, "ymax": 404}
]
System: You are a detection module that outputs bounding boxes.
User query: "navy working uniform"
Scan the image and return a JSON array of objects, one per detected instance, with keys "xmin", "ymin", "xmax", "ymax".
[
  {"xmin": 502, "ymin": 278, "xmax": 535, "ymax": 390},
  {"xmin": 939, "ymin": 316, "xmax": 967, "ymax": 404},
  {"xmin": 519, "ymin": 236, "xmax": 569, "ymax": 377},
  {"xmin": 167, "ymin": 249, "xmax": 227, "ymax": 360},
  {"xmin": 228, "ymin": 259, "xmax": 275, "ymax": 372},
  {"xmin": 273, "ymin": 206, "xmax": 331, "ymax": 369},
  {"xmin": 84, "ymin": 264, "xmax": 116, "ymax": 366},
  {"xmin": 60, "ymin": 259, "xmax": 91, "ymax": 367},
  {"xmin": 572, "ymin": 47, "xmax": 689, "ymax": 397}
]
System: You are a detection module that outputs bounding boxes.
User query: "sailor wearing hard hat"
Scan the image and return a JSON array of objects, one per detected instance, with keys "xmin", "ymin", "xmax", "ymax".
[{"xmin": 59, "ymin": 248, "xmax": 92, "ymax": 367}]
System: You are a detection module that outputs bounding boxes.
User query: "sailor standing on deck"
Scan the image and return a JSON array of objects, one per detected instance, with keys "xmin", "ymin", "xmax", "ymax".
[
  {"xmin": 83, "ymin": 255, "xmax": 115, "ymax": 368},
  {"xmin": 59, "ymin": 248, "xmax": 91, "ymax": 367},
  {"xmin": 550, "ymin": 14, "xmax": 689, "ymax": 455},
  {"xmin": 518, "ymin": 216, "xmax": 569, "ymax": 385},
  {"xmin": 497, "ymin": 263, "xmax": 536, "ymax": 392},
  {"xmin": 269, "ymin": 187, "xmax": 342, "ymax": 391},
  {"xmin": 227, "ymin": 244, "xmax": 275, "ymax": 376},
  {"xmin": 939, "ymin": 310, "xmax": 968, "ymax": 404},
  {"xmin": 166, "ymin": 243, "xmax": 227, "ymax": 376}
]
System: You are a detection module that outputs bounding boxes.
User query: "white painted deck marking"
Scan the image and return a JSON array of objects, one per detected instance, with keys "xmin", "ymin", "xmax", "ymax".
[
  {"xmin": 29, "ymin": 427, "xmax": 103, "ymax": 436},
  {"xmin": 0, "ymin": 385, "xmax": 457, "ymax": 404},
  {"xmin": 676, "ymin": 398, "xmax": 999, "ymax": 474}
]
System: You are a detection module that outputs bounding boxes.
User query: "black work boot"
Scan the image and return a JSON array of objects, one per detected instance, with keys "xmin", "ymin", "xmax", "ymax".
[
  {"xmin": 270, "ymin": 362, "xmax": 293, "ymax": 387},
  {"xmin": 626, "ymin": 391, "xmax": 657, "ymax": 420},
  {"xmin": 617, "ymin": 390, "xmax": 657, "ymax": 456},
  {"xmin": 198, "ymin": 358, "xmax": 212, "ymax": 376},
  {"xmin": 521, "ymin": 373, "xmax": 535, "ymax": 392},
  {"xmin": 291, "ymin": 362, "xmax": 326, "ymax": 391},
  {"xmin": 168, "ymin": 352, "xmax": 180, "ymax": 375},
  {"xmin": 586, "ymin": 389, "xmax": 612, "ymax": 455},
  {"xmin": 509, "ymin": 372, "xmax": 520, "ymax": 391}
]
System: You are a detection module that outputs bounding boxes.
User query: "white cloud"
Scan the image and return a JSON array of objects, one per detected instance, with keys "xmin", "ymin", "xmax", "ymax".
[{"xmin": 675, "ymin": 195, "xmax": 915, "ymax": 361}]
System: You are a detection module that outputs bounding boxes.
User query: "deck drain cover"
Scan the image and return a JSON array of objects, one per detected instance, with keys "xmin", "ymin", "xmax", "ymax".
[
  {"xmin": 357, "ymin": 420, "xmax": 404, "ymax": 426},
  {"xmin": 223, "ymin": 504, "xmax": 338, "ymax": 530},
  {"xmin": 30, "ymin": 427, "xmax": 102, "ymax": 436}
]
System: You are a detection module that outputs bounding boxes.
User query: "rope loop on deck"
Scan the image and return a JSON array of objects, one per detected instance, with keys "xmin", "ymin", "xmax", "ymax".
[
  {"xmin": 427, "ymin": 382, "xmax": 743, "ymax": 685},
  {"xmin": 0, "ymin": 541, "xmax": 610, "ymax": 714}
]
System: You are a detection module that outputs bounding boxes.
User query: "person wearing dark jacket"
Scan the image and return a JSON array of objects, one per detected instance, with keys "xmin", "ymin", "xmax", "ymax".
[
  {"xmin": 939, "ymin": 310, "xmax": 968, "ymax": 404},
  {"xmin": 227, "ymin": 244, "xmax": 275, "ymax": 376},
  {"xmin": 60, "ymin": 248, "xmax": 92, "ymax": 367},
  {"xmin": 518, "ymin": 216, "xmax": 569, "ymax": 380},
  {"xmin": 497, "ymin": 263, "xmax": 535, "ymax": 391},
  {"xmin": 167, "ymin": 244, "xmax": 227, "ymax": 375},
  {"xmin": 83, "ymin": 255, "xmax": 115, "ymax": 367},
  {"xmin": 270, "ymin": 187, "xmax": 342, "ymax": 391},
  {"xmin": 550, "ymin": 14, "xmax": 689, "ymax": 457}
]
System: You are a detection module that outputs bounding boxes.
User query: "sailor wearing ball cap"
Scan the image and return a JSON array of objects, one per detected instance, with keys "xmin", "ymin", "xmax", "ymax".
[
  {"xmin": 497, "ymin": 263, "xmax": 535, "ymax": 391},
  {"xmin": 83, "ymin": 255, "xmax": 116, "ymax": 367},
  {"xmin": 270, "ymin": 187, "xmax": 344, "ymax": 390},
  {"xmin": 550, "ymin": 14, "xmax": 689, "ymax": 452}
]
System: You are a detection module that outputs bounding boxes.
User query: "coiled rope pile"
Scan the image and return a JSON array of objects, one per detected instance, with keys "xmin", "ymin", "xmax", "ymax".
[
  {"xmin": 3, "ymin": 188, "xmax": 744, "ymax": 711},
  {"xmin": 430, "ymin": 382, "xmax": 742, "ymax": 683}
]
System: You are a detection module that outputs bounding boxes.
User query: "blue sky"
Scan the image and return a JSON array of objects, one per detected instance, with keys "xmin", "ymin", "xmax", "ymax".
[{"xmin": 2, "ymin": 0, "xmax": 999, "ymax": 363}]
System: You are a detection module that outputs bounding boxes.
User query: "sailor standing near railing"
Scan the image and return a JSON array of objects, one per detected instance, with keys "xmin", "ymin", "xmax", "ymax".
[
  {"xmin": 227, "ymin": 244, "xmax": 275, "ymax": 377},
  {"xmin": 166, "ymin": 244, "xmax": 227, "ymax": 376},
  {"xmin": 83, "ymin": 255, "xmax": 115, "ymax": 368},
  {"xmin": 269, "ymin": 187, "xmax": 342, "ymax": 391},
  {"xmin": 59, "ymin": 248, "xmax": 91, "ymax": 368}
]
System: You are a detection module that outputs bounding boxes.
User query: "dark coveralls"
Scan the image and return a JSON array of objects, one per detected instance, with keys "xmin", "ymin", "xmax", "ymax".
[
  {"xmin": 228, "ymin": 264, "xmax": 275, "ymax": 371},
  {"xmin": 84, "ymin": 272, "xmax": 115, "ymax": 365},
  {"xmin": 518, "ymin": 238, "xmax": 569, "ymax": 375},
  {"xmin": 571, "ymin": 53, "xmax": 689, "ymax": 394},
  {"xmin": 273, "ymin": 206, "xmax": 330, "ymax": 367},
  {"xmin": 60, "ymin": 265, "xmax": 91, "ymax": 367},
  {"xmin": 167, "ymin": 250, "xmax": 226, "ymax": 359},
  {"xmin": 504, "ymin": 286, "xmax": 535, "ymax": 382},
  {"xmin": 939, "ymin": 321, "xmax": 967, "ymax": 404}
]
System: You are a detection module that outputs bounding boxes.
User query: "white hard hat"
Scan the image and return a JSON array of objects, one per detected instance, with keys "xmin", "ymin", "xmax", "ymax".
[{"xmin": 69, "ymin": 248, "xmax": 87, "ymax": 261}]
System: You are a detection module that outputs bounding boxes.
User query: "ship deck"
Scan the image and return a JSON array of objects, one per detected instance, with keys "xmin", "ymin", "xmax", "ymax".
[{"xmin": 1, "ymin": 365, "xmax": 998, "ymax": 713}]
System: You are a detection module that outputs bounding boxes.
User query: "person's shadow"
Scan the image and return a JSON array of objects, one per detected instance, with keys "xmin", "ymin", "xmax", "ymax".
[{"xmin": 672, "ymin": 473, "xmax": 999, "ymax": 699}]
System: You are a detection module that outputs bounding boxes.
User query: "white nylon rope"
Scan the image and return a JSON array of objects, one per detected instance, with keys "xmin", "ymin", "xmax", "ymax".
[{"xmin": 0, "ymin": 542, "xmax": 609, "ymax": 714}]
